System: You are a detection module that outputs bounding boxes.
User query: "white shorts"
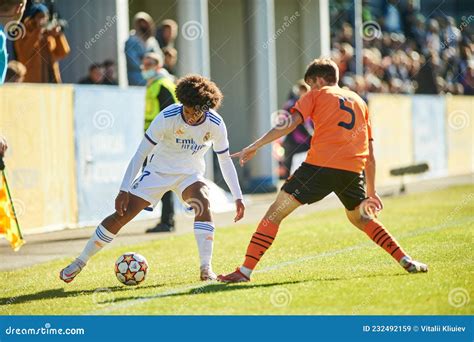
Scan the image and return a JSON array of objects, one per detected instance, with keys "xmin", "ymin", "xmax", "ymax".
[{"xmin": 129, "ymin": 169, "xmax": 207, "ymax": 206}]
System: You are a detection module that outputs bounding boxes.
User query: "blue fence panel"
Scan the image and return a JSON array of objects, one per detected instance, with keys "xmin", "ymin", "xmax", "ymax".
[
  {"xmin": 73, "ymin": 85, "xmax": 147, "ymax": 225},
  {"xmin": 412, "ymin": 95, "xmax": 448, "ymax": 178}
]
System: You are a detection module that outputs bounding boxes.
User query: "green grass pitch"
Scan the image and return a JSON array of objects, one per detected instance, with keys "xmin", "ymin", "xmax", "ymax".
[{"xmin": 1, "ymin": 185, "xmax": 473, "ymax": 315}]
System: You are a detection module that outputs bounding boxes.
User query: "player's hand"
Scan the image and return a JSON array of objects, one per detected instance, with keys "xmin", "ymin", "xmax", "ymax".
[
  {"xmin": 231, "ymin": 144, "xmax": 258, "ymax": 167},
  {"xmin": 0, "ymin": 136, "xmax": 7, "ymax": 157},
  {"xmin": 115, "ymin": 191, "xmax": 129, "ymax": 216},
  {"xmin": 368, "ymin": 191, "xmax": 384, "ymax": 211},
  {"xmin": 234, "ymin": 199, "xmax": 245, "ymax": 222}
]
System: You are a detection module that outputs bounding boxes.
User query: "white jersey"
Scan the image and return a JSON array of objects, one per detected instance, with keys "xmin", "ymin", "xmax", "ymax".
[{"xmin": 144, "ymin": 103, "xmax": 229, "ymax": 175}]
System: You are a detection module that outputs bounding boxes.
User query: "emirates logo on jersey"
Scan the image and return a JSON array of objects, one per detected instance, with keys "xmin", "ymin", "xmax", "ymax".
[{"xmin": 176, "ymin": 138, "xmax": 206, "ymax": 155}]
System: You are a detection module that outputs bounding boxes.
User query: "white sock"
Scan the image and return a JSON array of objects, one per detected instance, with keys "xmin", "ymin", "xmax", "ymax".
[
  {"xmin": 194, "ymin": 221, "xmax": 215, "ymax": 268},
  {"xmin": 78, "ymin": 224, "xmax": 116, "ymax": 264},
  {"xmin": 239, "ymin": 266, "xmax": 253, "ymax": 278}
]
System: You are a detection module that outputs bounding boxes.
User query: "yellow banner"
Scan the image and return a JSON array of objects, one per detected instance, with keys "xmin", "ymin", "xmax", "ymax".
[
  {"xmin": 445, "ymin": 96, "xmax": 474, "ymax": 175},
  {"xmin": 368, "ymin": 94, "xmax": 414, "ymax": 186},
  {"xmin": 0, "ymin": 171, "xmax": 24, "ymax": 251},
  {"xmin": 0, "ymin": 84, "xmax": 77, "ymax": 232}
]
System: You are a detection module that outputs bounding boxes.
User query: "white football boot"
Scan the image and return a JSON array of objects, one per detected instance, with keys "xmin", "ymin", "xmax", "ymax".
[
  {"xmin": 59, "ymin": 258, "xmax": 86, "ymax": 283},
  {"xmin": 400, "ymin": 256, "xmax": 428, "ymax": 273},
  {"xmin": 200, "ymin": 265, "xmax": 217, "ymax": 281}
]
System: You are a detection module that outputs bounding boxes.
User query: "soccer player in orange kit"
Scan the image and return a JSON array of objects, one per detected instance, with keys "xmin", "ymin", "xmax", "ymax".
[{"xmin": 218, "ymin": 58, "xmax": 427, "ymax": 283}]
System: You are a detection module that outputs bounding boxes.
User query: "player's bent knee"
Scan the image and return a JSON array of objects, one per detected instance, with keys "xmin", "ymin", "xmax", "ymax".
[
  {"xmin": 264, "ymin": 203, "xmax": 286, "ymax": 225},
  {"xmin": 193, "ymin": 197, "xmax": 212, "ymax": 220},
  {"xmin": 345, "ymin": 208, "xmax": 369, "ymax": 230},
  {"xmin": 103, "ymin": 211, "xmax": 134, "ymax": 231}
]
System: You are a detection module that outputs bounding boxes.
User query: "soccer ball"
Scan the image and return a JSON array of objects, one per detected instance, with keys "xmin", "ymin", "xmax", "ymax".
[{"xmin": 114, "ymin": 252, "xmax": 149, "ymax": 286}]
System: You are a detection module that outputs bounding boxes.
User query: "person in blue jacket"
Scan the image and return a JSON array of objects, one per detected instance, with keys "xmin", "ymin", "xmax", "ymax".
[{"xmin": 0, "ymin": 0, "xmax": 25, "ymax": 84}]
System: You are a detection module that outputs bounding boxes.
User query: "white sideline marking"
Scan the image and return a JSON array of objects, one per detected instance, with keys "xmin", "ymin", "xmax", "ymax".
[{"xmin": 91, "ymin": 217, "xmax": 474, "ymax": 314}]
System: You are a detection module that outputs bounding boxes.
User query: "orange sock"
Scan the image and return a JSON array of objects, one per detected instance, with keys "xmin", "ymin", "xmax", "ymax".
[
  {"xmin": 364, "ymin": 220, "xmax": 407, "ymax": 262},
  {"xmin": 242, "ymin": 219, "xmax": 279, "ymax": 270}
]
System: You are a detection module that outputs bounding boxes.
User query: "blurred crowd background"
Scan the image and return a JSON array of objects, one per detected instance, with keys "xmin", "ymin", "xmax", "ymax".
[
  {"xmin": 4, "ymin": 0, "xmax": 473, "ymax": 99},
  {"xmin": 330, "ymin": 0, "xmax": 474, "ymax": 98},
  {"xmin": 4, "ymin": 1, "xmax": 179, "ymax": 86},
  {"xmin": 2, "ymin": 0, "xmax": 473, "ymax": 180}
]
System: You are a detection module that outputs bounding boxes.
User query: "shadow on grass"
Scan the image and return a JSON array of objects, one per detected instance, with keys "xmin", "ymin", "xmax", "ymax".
[
  {"xmin": 110, "ymin": 279, "xmax": 310, "ymax": 304},
  {"xmin": 0, "ymin": 283, "xmax": 164, "ymax": 308},
  {"xmin": 109, "ymin": 271, "xmax": 410, "ymax": 306}
]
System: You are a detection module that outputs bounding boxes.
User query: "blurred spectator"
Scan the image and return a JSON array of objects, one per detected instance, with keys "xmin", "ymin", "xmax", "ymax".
[
  {"xmin": 78, "ymin": 63, "xmax": 103, "ymax": 85},
  {"xmin": 441, "ymin": 17, "xmax": 461, "ymax": 49},
  {"xmin": 425, "ymin": 19, "xmax": 441, "ymax": 53},
  {"xmin": 14, "ymin": 3, "xmax": 69, "ymax": 83},
  {"xmin": 338, "ymin": 22, "xmax": 353, "ymax": 44},
  {"xmin": 102, "ymin": 59, "xmax": 118, "ymax": 85},
  {"xmin": 402, "ymin": 0, "xmax": 419, "ymax": 40},
  {"xmin": 338, "ymin": 43, "xmax": 355, "ymax": 76},
  {"xmin": 141, "ymin": 52, "xmax": 178, "ymax": 233},
  {"xmin": 414, "ymin": 53, "xmax": 439, "ymax": 94},
  {"xmin": 5, "ymin": 60, "xmax": 25, "ymax": 82},
  {"xmin": 141, "ymin": 52, "xmax": 177, "ymax": 129},
  {"xmin": 125, "ymin": 12, "xmax": 162, "ymax": 86},
  {"xmin": 460, "ymin": 61, "xmax": 474, "ymax": 95},
  {"xmin": 0, "ymin": 0, "xmax": 26, "ymax": 84},
  {"xmin": 163, "ymin": 46, "xmax": 177, "ymax": 77},
  {"xmin": 411, "ymin": 14, "xmax": 427, "ymax": 50},
  {"xmin": 280, "ymin": 80, "xmax": 312, "ymax": 179},
  {"xmin": 383, "ymin": 0, "xmax": 402, "ymax": 33},
  {"xmin": 156, "ymin": 19, "xmax": 178, "ymax": 49}
]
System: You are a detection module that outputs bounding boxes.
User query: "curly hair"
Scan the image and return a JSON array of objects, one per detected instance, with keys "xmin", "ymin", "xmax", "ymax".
[{"xmin": 176, "ymin": 74, "xmax": 223, "ymax": 111}]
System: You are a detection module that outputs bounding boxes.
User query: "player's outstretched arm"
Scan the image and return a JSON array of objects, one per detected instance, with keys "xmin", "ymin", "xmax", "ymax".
[
  {"xmin": 231, "ymin": 112, "xmax": 303, "ymax": 166},
  {"xmin": 115, "ymin": 136, "xmax": 155, "ymax": 215},
  {"xmin": 216, "ymin": 151, "xmax": 245, "ymax": 222},
  {"xmin": 365, "ymin": 140, "xmax": 383, "ymax": 210}
]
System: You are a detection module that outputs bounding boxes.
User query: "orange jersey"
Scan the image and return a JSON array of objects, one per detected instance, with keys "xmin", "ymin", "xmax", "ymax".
[{"xmin": 291, "ymin": 86, "xmax": 372, "ymax": 173}]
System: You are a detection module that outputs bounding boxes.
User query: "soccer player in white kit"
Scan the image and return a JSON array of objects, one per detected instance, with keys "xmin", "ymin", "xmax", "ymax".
[{"xmin": 60, "ymin": 75, "xmax": 245, "ymax": 282}]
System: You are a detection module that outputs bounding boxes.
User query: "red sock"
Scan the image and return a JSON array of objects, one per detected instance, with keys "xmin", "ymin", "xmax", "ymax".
[
  {"xmin": 242, "ymin": 219, "xmax": 279, "ymax": 270},
  {"xmin": 364, "ymin": 220, "xmax": 407, "ymax": 262}
]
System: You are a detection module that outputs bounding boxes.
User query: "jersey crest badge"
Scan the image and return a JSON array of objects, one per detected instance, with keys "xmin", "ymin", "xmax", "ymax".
[
  {"xmin": 175, "ymin": 127, "xmax": 185, "ymax": 136},
  {"xmin": 203, "ymin": 132, "xmax": 211, "ymax": 142}
]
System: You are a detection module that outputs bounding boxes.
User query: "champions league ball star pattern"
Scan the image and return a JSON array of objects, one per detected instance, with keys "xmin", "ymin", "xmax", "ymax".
[{"xmin": 115, "ymin": 252, "xmax": 149, "ymax": 286}]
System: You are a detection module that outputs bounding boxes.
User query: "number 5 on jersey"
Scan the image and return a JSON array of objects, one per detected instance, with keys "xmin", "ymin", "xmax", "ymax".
[{"xmin": 337, "ymin": 97, "xmax": 355, "ymax": 130}]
